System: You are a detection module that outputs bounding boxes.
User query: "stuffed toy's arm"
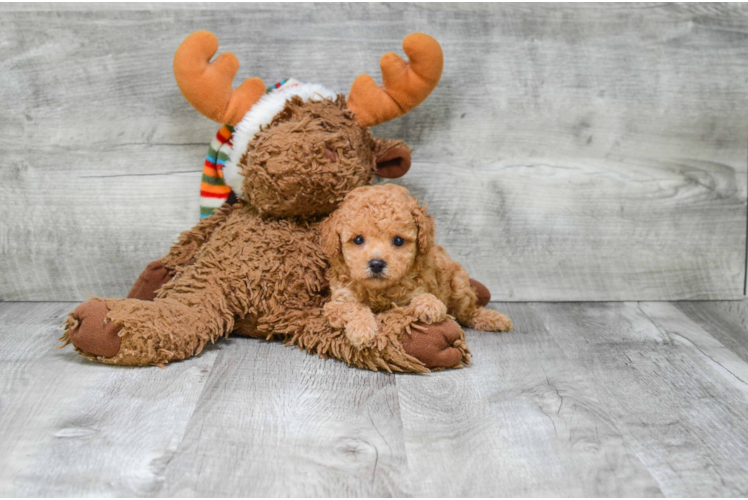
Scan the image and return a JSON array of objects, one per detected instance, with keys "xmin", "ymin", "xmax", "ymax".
[
  {"xmin": 127, "ymin": 202, "xmax": 236, "ymax": 301},
  {"xmin": 160, "ymin": 201, "xmax": 235, "ymax": 272}
]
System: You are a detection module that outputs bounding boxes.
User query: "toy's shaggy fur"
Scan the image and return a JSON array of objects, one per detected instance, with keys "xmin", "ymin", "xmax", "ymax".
[
  {"xmin": 225, "ymin": 83, "xmax": 338, "ymax": 194},
  {"xmin": 321, "ymin": 185, "xmax": 512, "ymax": 348},
  {"xmin": 61, "ymin": 97, "xmax": 470, "ymax": 371},
  {"xmin": 239, "ymin": 96, "xmax": 377, "ymax": 217}
]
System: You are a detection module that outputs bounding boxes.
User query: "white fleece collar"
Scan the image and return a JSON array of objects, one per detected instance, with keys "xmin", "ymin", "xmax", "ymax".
[{"xmin": 224, "ymin": 82, "xmax": 338, "ymax": 196}]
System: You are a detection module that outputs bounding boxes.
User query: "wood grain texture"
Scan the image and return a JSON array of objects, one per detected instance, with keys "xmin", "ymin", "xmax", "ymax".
[
  {"xmin": 0, "ymin": 146, "xmax": 204, "ymax": 301},
  {"xmin": 0, "ymin": 302, "xmax": 219, "ymax": 497},
  {"xmin": 533, "ymin": 301, "xmax": 748, "ymax": 496},
  {"xmin": 0, "ymin": 3, "xmax": 746, "ymax": 301},
  {"xmin": 159, "ymin": 338, "xmax": 409, "ymax": 497},
  {"xmin": 674, "ymin": 300, "xmax": 748, "ymax": 365},
  {"xmin": 395, "ymin": 302, "xmax": 662, "ymax": 497},
  {"xmin": 638, "ymin": 301, "xmax": 748, "ymax": 398},
  {"xmin": 3, "ymin": 301, "xmax": 748, "ymax": 496}
]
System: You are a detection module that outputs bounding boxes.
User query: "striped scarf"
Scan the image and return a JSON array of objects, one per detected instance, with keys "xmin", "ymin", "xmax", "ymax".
[{"xmin": 199, "ymin": 124, "xmax": 235, "ymax": 218}]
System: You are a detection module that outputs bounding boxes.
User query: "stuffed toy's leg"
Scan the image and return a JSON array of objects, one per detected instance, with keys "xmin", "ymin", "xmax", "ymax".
[
  {"xmin": 389, "ymin": 278, "xmax": 487, "ymax": 369},
  {"xmin": 62, "ymin": 264, "xmax": 241, "ymax": 366},
  {"xmin": 61, "ymin": 296, "xmax": 228, "ymax": 366},
  {"xmin": 61, "ymin": 211, "xmax": 244, "ymax": 366},
  {"xmin": 238, "ymin": 306, "xmax": 471, "ymax": 373},
  {"xmin": 127, "ymin": 204, "xmax": 235, "ymax": 301}
]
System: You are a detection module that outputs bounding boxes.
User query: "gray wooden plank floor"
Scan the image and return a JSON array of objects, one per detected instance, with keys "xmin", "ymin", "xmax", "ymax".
[{"xmin": 1, "ymin": 301, "xmax": 748, "ymax": 497}]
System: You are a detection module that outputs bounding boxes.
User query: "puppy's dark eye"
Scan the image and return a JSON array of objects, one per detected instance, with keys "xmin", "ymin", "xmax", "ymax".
[
  {"xmin": 353, "ymin": 235, "xmax": 364, "ymax": 245},
  {"xmin": 393, "ymin": 236, "xmax": 404, "ymax": 247}
]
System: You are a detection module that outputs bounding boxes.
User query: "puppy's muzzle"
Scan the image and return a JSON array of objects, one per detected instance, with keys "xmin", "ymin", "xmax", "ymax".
[{"xmin": 368, "ymin": 259, "xmax": 387, "ymax": 275}]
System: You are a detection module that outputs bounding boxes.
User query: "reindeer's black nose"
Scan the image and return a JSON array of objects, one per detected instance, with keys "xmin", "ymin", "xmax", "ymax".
[{"xmin": 368, "ymin": 259, "xmax": 387, "ymax": 275}]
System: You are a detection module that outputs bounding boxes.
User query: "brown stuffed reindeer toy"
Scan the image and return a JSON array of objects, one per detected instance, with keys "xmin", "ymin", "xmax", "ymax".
[{"xmin": 60, "ymin": 31, "xmax": 492, "ymax": 371}]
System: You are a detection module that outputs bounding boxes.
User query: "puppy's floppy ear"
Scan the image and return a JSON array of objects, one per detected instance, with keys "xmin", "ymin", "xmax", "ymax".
[
  {"xmin": 373, "ymin": 139, "xmax": 412, "ymax": 179},
  {"xmin": 412, "ymin": 203, "xmax": 435, "ymax": 255},
  {"xmin": 320, "ymin": 212, "xmax": 341, "ymax": 259},
  {"xmin": 381, "ymin": 183, "xmax": 410, "ymax": 196}
]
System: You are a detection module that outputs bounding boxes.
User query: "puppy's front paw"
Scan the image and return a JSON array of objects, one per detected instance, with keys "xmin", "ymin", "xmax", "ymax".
[
  {"xmin": 323, "ymin": 301, "xmax": 348, "ymax": 329},
  {"xmin": 345, "ymin": 313, "xmax": 379, "ymax": 350},
  {"xmin": 410, "ymin": 294, "xmax": 448, "ymax": 324},
  {"xmin": 471, "ymin": 308, "xmax": 513, "ymax": 332}
]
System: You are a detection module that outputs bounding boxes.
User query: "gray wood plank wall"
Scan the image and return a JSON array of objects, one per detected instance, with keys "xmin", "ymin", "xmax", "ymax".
[{"xmin": 1, "ymin": 3, "xmax": 746, "ymax": 301}]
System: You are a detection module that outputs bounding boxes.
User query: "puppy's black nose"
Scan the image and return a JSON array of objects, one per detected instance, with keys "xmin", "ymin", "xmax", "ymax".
[{"xmin": 368, "ymin": 259, "xmax": 387, "ymax": 275}]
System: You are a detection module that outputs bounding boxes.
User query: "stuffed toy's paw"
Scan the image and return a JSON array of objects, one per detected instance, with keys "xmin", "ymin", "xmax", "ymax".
[
  {"xmin": 469, "ymin": 279, "xmax": 491, "ymax": 307},
  {"xmin": 62, "ymin": 301, "xmax": 122, "ymax": 358},
  {"xmin": 127, "ymin": 261, "xmax": 174, "ymax": 301},
  {"xmin": 409, "ymin": 293, "xmax": 448, "ymax": 324},
  {"xmin": 345, "ymin": 312, "xmax": 379, "ymax": 350},
  {"xmin": 471, "ymin": 308, "xmax": 513, "ymax": 332},
  {"xmin": 402, "ymin": 319, "xmax": 470, "ymax": 369}
]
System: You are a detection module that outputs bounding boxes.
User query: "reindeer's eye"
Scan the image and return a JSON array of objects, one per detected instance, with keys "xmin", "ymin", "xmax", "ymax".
[
  {"xmin": 393, "ymin": 236, "xmax": 404, "ymax": 247},
  {"xmin": 353, "ymin": 235, "xmax": 364, "ymax": 245}
]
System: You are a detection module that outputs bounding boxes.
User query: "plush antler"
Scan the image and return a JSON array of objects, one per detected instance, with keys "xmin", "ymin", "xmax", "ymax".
[
  {"xmin": 174, "ymin": 31, "xmax": 266, "ymax": 126},
  {"xmin": 347, "ymin": 33, "xmax": 443, "ymax": 128}
]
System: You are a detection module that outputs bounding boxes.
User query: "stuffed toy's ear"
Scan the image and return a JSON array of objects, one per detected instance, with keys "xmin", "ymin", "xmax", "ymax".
[
  {"xmin": 320, "ymin": 212, "xmax": 341, "ymax": 259},
  {"xmin": 374, "ymin": 139, "xmax": 412, "ymax": 179},
  {"xmin": 412, "ymin": 203, "xmax": 435, "ymax": 255}
]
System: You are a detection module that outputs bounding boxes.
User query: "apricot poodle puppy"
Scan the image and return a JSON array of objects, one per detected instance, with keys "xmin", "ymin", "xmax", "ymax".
[{"xmin": 321, "ymin": 184, "xmax": 513, "ymax": 349}]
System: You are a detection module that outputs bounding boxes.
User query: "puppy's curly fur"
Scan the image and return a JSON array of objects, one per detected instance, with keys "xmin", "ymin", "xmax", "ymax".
[{"xmin": 321, "ymin": 184, "xmax": 512, "ymax": 349}]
